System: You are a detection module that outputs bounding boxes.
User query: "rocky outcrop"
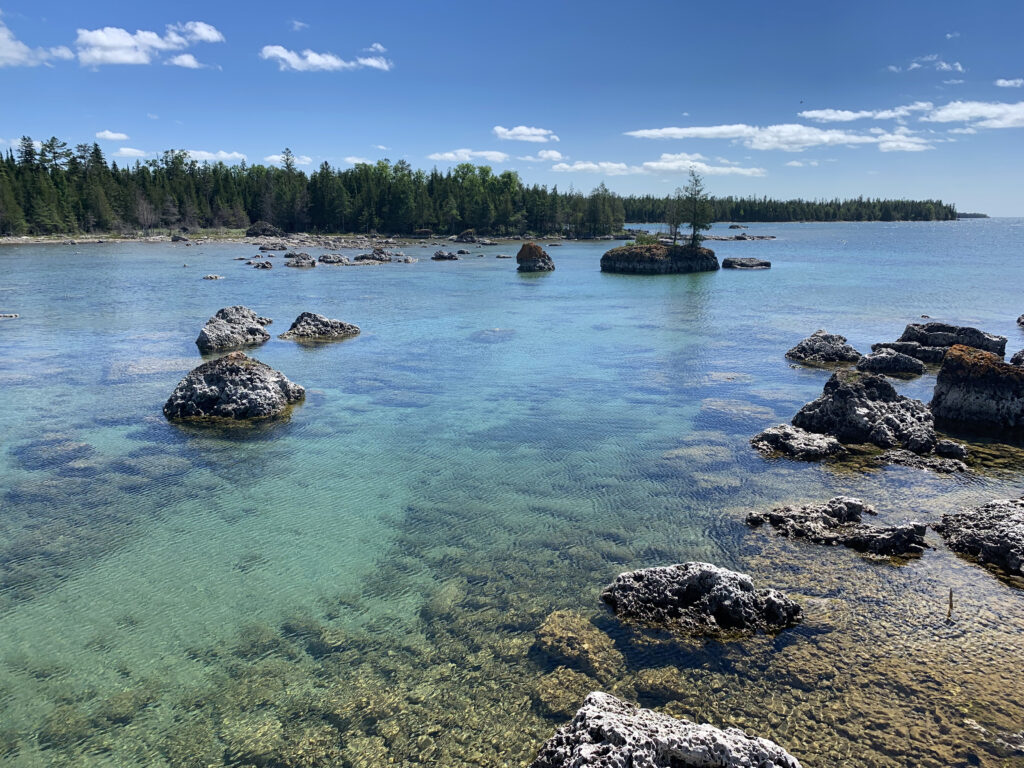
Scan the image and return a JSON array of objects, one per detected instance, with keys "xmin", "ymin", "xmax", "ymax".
[
  {"xmin": 930, "ymin": 345, "xmax": 1024, "ymax": 433},
  {"xmin": 245, "ymin": 220, "xmax": 284, "ymax": 238},
  {"xmin": 278, "ymin": 312, "xmax": 360, "ymax": 341},
  {"xmin": 722, "ymin": 257, "xmax": 771, "ymax": 269},
  {"xmin": 792, "ymin": 370, "xmax": 936, "ymax": 453},
  {"xmin": 454, "ymin": 229, "xmax": 477, "ymax": 243},
  {"xmin": 934, "ymin": 498, "xmax": 1024, "ymax": 576},
  {"xmin": 600, "ymin": 562, "xmax": 801, "ymax": 637},
  {"xmin": 163, "ymin": 352, "xmax": 304, "ymax": 421},
  {"xmin": 318, "ymin": 253, "xmax": 349, "ymax": 265},
  {"xmin": 195, "ymin": 306, "xmax": 272, "ymax": 353},
  {"xmin": 516, "ymin": 242, "xmax": 555, "ymax": 273},
  {"xmin": 898, "ymin": 322, "xmax": 1006, "ymax": 357},
  {"xmin": 871, "ymin": 341, "xmax": 947, "ymax": 365},
  {"xmin": 535, "ymin": 611, "xmax": 623, "ymax": 680},
  {"xmin": 785, "ymin": 330, "xmax": 862, "ymax": 366},
  {"xmin": 746, "ymin": 496, "xmax": 927, "ymax": 556},
  {"xmin": 1011, "ymin": 350, "xmax": 1024, "ymax": 366},
  {"xmin": 1018, "ymin": 314, "xmax": 1024, "ymax": 329},
  {"xmin": 599, "ymin": 243, "xmax": 718, "ymax": 275},
  {"xmin": 285, "ymin": 252, "xmax": 315, "ymax": 267},
  {"xmin": 252, "ymin": 261, "xmax": 272, "ymax": 269},
  {"xmin": 529, "ymin": 692, "xmax": 801, "ymax": 768},
  {"xmin": 877, "ymin": 449, "xmax": 967, "ymax": 473},
  {"xmin": 432, "ymin": 250, "xmax": 459, "ymax": 261},
  {"xmin": 856, "ymin": 347, "xmax": 926, "ymax": 377},
  {"xmin": 751, "ymin": 424, "xmax": 846, "ymax": 460}
]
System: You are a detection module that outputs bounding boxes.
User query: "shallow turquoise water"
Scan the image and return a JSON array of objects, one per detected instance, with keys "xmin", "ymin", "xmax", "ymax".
[{"xmin": 2, "ymin": 220, "xmax": 1024, "ymax": 766}]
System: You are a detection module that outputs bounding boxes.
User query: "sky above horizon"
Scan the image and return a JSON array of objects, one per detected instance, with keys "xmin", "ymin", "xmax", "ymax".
[{"xmin": 2, "ymin": 1, "xmax": 1023, "ymax": 215}]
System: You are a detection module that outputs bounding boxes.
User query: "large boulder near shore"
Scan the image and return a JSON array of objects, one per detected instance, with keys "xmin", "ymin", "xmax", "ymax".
[
  {"xmin": 245, "ymin": 220, "xmax": 284, "ymax": 238},
  {"xmin": 163, "ymin": 352, "xmax": 304, "ymax": 422},
  {"xmin": 529, "ymin": 692, "xmax": 801, "ymax": 768},
  {"xmin": 785, "ymin": 330, "xmax": 862, "ymax": 366},
  {"xmin": 195, "ymin": 306, "xmax": 272, "ymax": 353},
  {"xmin": 792, "ymin": 370, "xmax": 936, "ymax": 453},
  {"xmin": 930, "ymin": 345, "xmax": 1024, "ymax": 433},
  {"xmin": 747, "ymin": 496, "xmax": 927, "ymax": 556},
  {"xmin": 600, "ymin": 243, "xmax": 718, "ymax": 275},
  {"xmin": 934, "ymin": 498, "xmax": 1024, "ymax": 576},
  {"xmin": 722, "ymin": 256, "xmax": 771, "ymax": 269},
  {"xmin": 856, "ymin": 347, "xmax": 926, "ymax": 378},
  {"xmin": 600, "ymin": 562, "xmax": 801, "ymax": 637},
  {"xmin": 278, "ymin": 312, "xmax": 360, "ymax": 341},
  {"xmin": 751, "ymin": 424, "xmax": 846, "ymax": 460},
  {"xmin": 516, "ymin": 242, "xmax": 555, "ymax": 273},
  {"xmin": 893, "ymin": 321, "xmax": 1007, "ymax": 360}
]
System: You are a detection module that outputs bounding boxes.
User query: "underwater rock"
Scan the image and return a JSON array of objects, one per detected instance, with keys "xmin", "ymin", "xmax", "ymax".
[
  {"xmin": 746, "ymin": 496, "xmax": 927, "ymax": 556},
  {"xmin": 722, "ymin": 257, "xmax": 771, "ymax": 269},
  {"xmin": 878, "ymin": 448, "xmax": 967, "ymax": 473},
  {"xmin": 163, "ymin": 351, "xmax": 305, "ymax": 421},
  {"xmin": 535, "ymin": 611, "xmax": 624, "ymax": 680},
  {"xmin": 751, "ymin": 424, "xmax": 846, "ymax": 460},
  {"xmin": 792, "ymin": 370, "xmax": 936, "ymax": 454},
  {"xmin": 897, "ymin": 321, "xmax": 1006, "ymax": 357},
  {"xmin": 931, "ymin": 345, "xmax": 1024, "ymax": 433},
  {"xmin": 533, "ymin": 667, "xmax": 600, "ymax": 718},
  {"xmin": 785, "ymin": 330, "xmax": 862, "ymax": 366},
  {"xmin": 856, "ymin": 347, "xmax": 926, "ymax": 378},
  {"xmin": 278, "ymin": 312, "xmax": 360, "ymax": 341},
  {"xmin": 516, "ymin": 242, "xmax": 556, "ymax": 272},
  {"xmin": 529, "ymin": 691, "xmax": 802, "ymax": 768},
  {"xmin": 195, "ymin": 306, "xmax": 272, "ymax": 353},
  {"xmin": 600, "ymin": 562, "xmax": 801, "ymax": 637},
  {"xmin": 934, "ymin": 497, "xmax": 1024, "ymax": 576},
  {"xmin": 599, "ymin": 243, "xmax": 718, "ymax": 275}
]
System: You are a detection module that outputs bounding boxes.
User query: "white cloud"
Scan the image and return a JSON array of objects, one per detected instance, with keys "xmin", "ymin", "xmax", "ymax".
[
  {"xmin": 887, "ymin": 65, "xmax": 901, "ymax": 73},
  {"xmin": 75, "ymin": 21, "xmax": 224, "ymax": 66},
  {"xmin": 492, "ymin": 125, "xmax": 560, "ymax": 143},
  {"xmin": 264, "ymin": 153, "xmax": 312, "ymax": 165},
  {"xmin": 995, "ymin": 78, "xmax": 1024, "ymax": 88},
  {"xmin": 518, "ymin": 149, "xmax": 565, "ymax": 162},
  {"xmin": 0, "ymin": 14, "xmax": 73, "ymax": 67},
  {"xmin": 949, "ymin": 127, "xmax": 976, "ymax": 134},
  {"xmin": 344, "ymin": 156, "xmax": 369, "ymax": 164},
  {"xmin": 943, "ymin": 79, "xmax": 964, "ymax": 85},
  {"xmin": 552, "ymin": 161, "xmax": 634, "ymax": 175},
  {"xmin": 147, "ymin": 112, "xmax": 159, "ymax": 119},
  {"xmin": 890, "ymin": 54, "xmax": 965, "ymax": 75},
  {"xmin": 374, "ymin": 144, "xmax": 389, "ymax": 150},
  {"xmin": 188, "ymin": 150, "xmax": 246, "ymax": 162},
  {"xmin": 798, "ymin": 101, "xmax": 933, "ymax": 122},
  {"xmin": 259, "ymin": 45, "xmax": 393, "ymax": 72},
  {"xmin": 365, "ymin": 42, "xmax": 386, "ymax": 53},
  {"xmin": 292, "ymin": 20, "xmax": 309, "ymax": 31},
  {"xmin": 427, "ymin": 148, "xmax": 509, "ymax": 163},
  {"xmin": 921, "ymin": 100, "xmax": 1024, "ymax": 129},
  {"xmin": 946, "ymin": 32, "xmax": 960, "ymax": 39},
  {"xmin": 114, "ymin": 147, "xmax": 147, "ymax": 158},
  {"xmin": 786, "ymin": 160, "xmax": 819, "ymax": 167},
  {"xmin": 167, "ymin": 53, "xmax": 202, "ymax": 68},
  {"xmin": 96, "ymin": 129, "xmax": 129, "ymax": 140},
  {"xmin": 936, "ymin": 60, "xmax": 964, "ymax": 72},
  {"xmin": 551, "ymin": 154, "xmax": 765, "ymax": 177},
  {"xmin": 907, "ymin": 62, "xmax": 922, "ymax": 71}
]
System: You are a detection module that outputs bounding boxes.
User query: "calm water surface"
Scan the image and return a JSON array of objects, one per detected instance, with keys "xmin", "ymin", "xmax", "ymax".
[{"xmin": 1, "ymin": 220, "xmax": 1023, "ymax": 767}]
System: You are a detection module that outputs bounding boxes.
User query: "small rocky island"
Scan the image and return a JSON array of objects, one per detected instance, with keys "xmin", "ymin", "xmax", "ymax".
[
  {"xmin": 278, "ymin": 312, "xmax": 361, "ymax": 341},
  {"xmin": 163, "ymin": 352, "xmax": 305, "ymax": 422},
  {"xmin": 516, "ymin": 242, "xmax": 555, "ymax": 272},
  {"xmin": 600, "ymin": 243, "xmax": 719, "ymax": 275},
  {"xmin": 196, "ymin": 306, "xmax": 272, "ymax": 353}
]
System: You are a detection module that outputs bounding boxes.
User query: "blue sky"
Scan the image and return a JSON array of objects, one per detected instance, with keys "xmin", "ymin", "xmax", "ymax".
[{"xmin": 2, "ymin": 0, "xmax": 1023, "ymax": 214}]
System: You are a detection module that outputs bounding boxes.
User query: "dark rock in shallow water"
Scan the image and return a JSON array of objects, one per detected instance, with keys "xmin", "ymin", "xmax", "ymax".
[
  {"xmin": 747, "ymin": 496, "xmax": 927, "ymax": 556},
  {"xmin": 252, "ymin": 261, "xmax": 272, "ymax": 269},
  {"xmin": 529, "ymin": 691, "xmax": 801, "ymax": 768},
  {"xmin": 897, "ymin": 321, "xmax": 1006, "ymax": 357},
  {"xmin": 722, "ymin": 256, "xmax": 771, "ymax": 269},
  {"xmin": 278, "ymin": 312, "xmax": 360, "ymax": 341},
  {"xmin": 195, "ymin": 306, "xmax": 272, "ymax": 353},
  {"xmin": 1012, "ymin": 350, "xmax": 1024, "ymax": 366},
  {"xmin": 878, "ymin": 448, "xmax": 968, "ymax": 473},
  {"xmin": 454, "ymin": 228, "xmax": 477, "ymax": 243},
  {"xmin": 318, "ymin": 253, "xmax": 349, "ymax": 265},
  {"xmin": 432, "ymin": 250, "xmax": 459, "ymax": 260},
  {"xmin": 931, "ymin": 345, "xmax": 1024, "ymax": 433},
  {"xmin": 599, "ymin": 243, "xmax": 718, "ymax": 275},
  {"xmin": 871, "ymin": 341, "xmax": 947, "ymax": 365},
  {"xmin": 516, "ymin": 242, "xmax": 555, "ymax": 272},
  {"xmin": 935, "ymin": 498, "xmax": 1024, "ymax": 576},
  {"xmin": 751, "ymin": 424, "xmax": 846, "ymax": 460},
  {"xmin": 935, "ymin": 439, "xmax": 970, "ymax": 461},
  {"xmin": 600, "ymin": 562, "xmax": 801, "ymax": 637},
  {"xmin": 856, "ymin": 347, "xmax": 926, "ymax": 377},
  {"xmin": 786, "ymin": 330, "xmax": 862, "ymax": 365},
  {"xmin": 792, "ymin": 370, "xmax": 936, "ymax": 453},
  {"xmin": 245, "ymin": 220, "xmax": 284, "ymax": 238},
  {"xmin": 163, "ymin": 352, "xmax": 304, "ymax": 422}
]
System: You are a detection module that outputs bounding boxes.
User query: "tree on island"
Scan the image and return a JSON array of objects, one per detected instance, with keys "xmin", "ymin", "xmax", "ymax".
[
  {"xmin": 665, "ymin": 186, "xmax": 684, "ymax": 244},
  {"xmin": 683, "ymin": 168, "xmax": 712, "ymax": 247}
]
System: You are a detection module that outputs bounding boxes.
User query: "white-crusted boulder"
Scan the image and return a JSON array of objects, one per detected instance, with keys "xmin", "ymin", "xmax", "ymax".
[
  {"xmin": 278, "ymin": 312, "xmax": 360, "ymax": 341},
  {"xmin": 529, "ymin": 692, "xmax": 801, "ymax": 768},
  {"xmin": 195, "ymin": 306, "xmax": 272, "ymax": 353},
  {"xmin": 785, "ymin": 330, "xmax": 862, "ymax": 366},
  {"xmin": 934, "ymin": 498, "xmax": 1024, "ymax": 576},
  {"xmin": 751, "ymin": 424, "xmax": 846, "ymax": 460}
]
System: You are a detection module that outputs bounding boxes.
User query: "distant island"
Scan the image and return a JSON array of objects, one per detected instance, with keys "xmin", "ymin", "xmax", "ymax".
[
  {"xmin": 1, "ymin": 135, "xmax": 958, "ymax": 239},
  {"xmin": 957, "ymin": 212, "xmax": 990, "ymax": 219}
]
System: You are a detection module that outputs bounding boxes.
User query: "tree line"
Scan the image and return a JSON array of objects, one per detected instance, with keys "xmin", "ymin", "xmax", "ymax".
[{"xmin": 0, "ymin": 136, "xmax": 958, "ymax": 237}]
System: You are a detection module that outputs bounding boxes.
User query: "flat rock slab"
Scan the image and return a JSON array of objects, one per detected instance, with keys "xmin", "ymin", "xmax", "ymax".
[
  {"xmin": 529, "ymin": 692, "xmax": 801, "ymax": 768},
  {"xmin": 722, "ymin": 257, "xmax": 771, "ymax": 269},
  {"xmin": 856, "ymin": 348, "xmax": 925, "ymax": 378},
  {"xmin": 747, "ymin": 496, "xmax": 927, "ymax": 556},
  {"xmin": 600, "ymin": 562, "xmax": 801, "ymax": 637},
  {"xmin": 751, "ymin": 424, "xmax": 846, "ymax": 460},
  {"xmin": 786, "ymin": 330, "xmax": 862, "ymax": 366},
  {"xmin": 935, "ymin": 498, "xmax": 1024, "ymax": 576}
]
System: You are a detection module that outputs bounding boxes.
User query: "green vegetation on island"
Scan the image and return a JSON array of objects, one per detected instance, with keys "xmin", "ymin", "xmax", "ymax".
[{"xmin": 0, "ymin": 136, "xmax": 959, "ymax": 237}]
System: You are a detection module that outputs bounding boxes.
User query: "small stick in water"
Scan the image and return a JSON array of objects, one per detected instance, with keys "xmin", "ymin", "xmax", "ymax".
[{"xmin": 947, "ymin": 588, "xmax": 954, "ymax": 619}]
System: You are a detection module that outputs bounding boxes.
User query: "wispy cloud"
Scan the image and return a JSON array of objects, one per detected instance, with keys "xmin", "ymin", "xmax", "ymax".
[
  {"xmin": 264, "ymin": 153, "xmax": 312, "ymax": 165},
  {"xmin": 798, "ymin": 101, "xmax": 933, "ymax": 123},
  {"xmin": 74, "ymin": 21, "xmax": 224, "ymax": 66},
  {"xmin": 943, "ymin": 79, "xmax": 964, "ymax": 85},
  {"xmin": 922, "ymin": 100, "xmax": 1024, "ymax": 129},
  {"xmin": 518, "ymin": 149, "xmax": 565, "ymax": 162},
  {"xmin": 0, "ymin": 13, "xmax": 73, "ymax": 67},
  {"xmin": 552, "ymin": 154, "xmax": 765, "ymax": 177},
  {"xmin": 96, "ymin": 129, "xmax": 129, "ymax": 140},
  {"xmin": 166, "ymin": 53, "xmax": 202, "ymax": 68},
  {"xmin": 259, "ymin": 45, "xmax": 392, "ymax": 72},
  {"xmin": 374, "ymin": 144, "xmax": 389, "ymax": 150},
  {"xmin": 114, "ymin": 147, "xmax": 147, "ymax": 158},
  {"xmin": 344, "ymin": 156, "xmax": 369, "ymax": 165},
  {"xmin": 946, "ymin": 32, "xmax": 960, "ymax": 39},
  {"xmin": 364, "ymin": 42, "xmax": 386, "ymax": 53},
  {"xmin": 995, "ymin": 78, "xmax": 1023, "ymax": 88},
  {"xmin": 291, "ymin": 20, "xmax": 308, "ymax": 31},
  {"xmin": 427, "ymin": 149, "xmax": 509, "ymax": 163},
  {"xmin": 493, "ymin": 125, "xmax": 560, "ymax": 143},
  {"xmin": 786, "ymin": 160, "xmax": 819, "ymax": 167},
  {"xmin": 188, "ymin": 150, "xmax": 246, "ymax": 162},
  {"xmin": 887, "ymin": 54, "xmax": 964, "ymax": 75}
]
